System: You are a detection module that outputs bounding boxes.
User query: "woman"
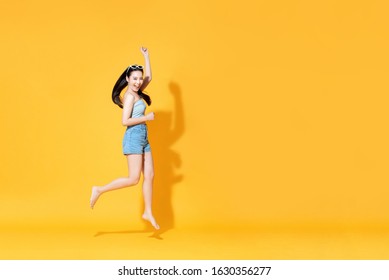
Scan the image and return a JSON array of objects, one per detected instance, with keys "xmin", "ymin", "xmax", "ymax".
[{"xmin": 90, "ymin": 47, "xmax": 159, "ymax": 230}]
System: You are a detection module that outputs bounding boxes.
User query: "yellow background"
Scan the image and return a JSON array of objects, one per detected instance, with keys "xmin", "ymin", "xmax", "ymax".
[{"xmin": 1, "ymin": 0, "xmax": 389, "ymax": 259}]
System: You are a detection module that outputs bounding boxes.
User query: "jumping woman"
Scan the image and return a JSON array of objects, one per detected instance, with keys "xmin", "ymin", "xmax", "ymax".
[{"xmin": 90, "ymin": 47, "xmax": 159, "ymax": 230}]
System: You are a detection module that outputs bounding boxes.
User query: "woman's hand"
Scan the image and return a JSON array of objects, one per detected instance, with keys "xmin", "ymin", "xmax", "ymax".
[
  {"xmin": 141, "ymin": 46, "xmax": 149, "ymax": 56},
  {"xmin": 145, "ymin": 112, "xmax": 154, "ymax": 121}
]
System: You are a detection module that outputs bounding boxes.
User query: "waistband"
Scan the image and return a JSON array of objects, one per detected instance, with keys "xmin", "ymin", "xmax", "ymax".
[{"xmin": 126, "ymin": 123, "xmax": 147, "ymax": 130}]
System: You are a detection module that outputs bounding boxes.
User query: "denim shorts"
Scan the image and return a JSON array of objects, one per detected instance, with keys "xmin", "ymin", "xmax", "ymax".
[{"xmin": 122, "ymin": 124, "xmax": 151, "ymax": 155}]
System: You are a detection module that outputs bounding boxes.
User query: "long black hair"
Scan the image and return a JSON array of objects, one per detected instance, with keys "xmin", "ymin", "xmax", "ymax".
[{"xmin": 112, "ymin": 67, "xmax": 151, "ymax": 108}]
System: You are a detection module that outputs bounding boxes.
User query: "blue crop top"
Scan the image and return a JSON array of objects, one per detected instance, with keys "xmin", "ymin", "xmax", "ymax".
[{"xmin": 131, "ymin": 99, "xmax": 146, "ymax": 118}]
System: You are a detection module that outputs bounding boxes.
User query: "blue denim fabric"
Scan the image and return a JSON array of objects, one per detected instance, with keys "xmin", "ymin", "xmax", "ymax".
[{"xmin": 122, "ymin": 124, "xmax": 151, "ymax": 155}]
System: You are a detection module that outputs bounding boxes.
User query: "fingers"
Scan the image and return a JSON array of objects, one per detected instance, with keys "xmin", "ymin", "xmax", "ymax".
[{"xmin": 140, "ymin": 46, "xmax": 148, "ymax": 54}]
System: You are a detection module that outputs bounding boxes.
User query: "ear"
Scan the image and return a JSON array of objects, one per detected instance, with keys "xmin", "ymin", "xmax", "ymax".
[{"xmin": 125, "ymin": 76, "xmax": 129, "ymax": 83}]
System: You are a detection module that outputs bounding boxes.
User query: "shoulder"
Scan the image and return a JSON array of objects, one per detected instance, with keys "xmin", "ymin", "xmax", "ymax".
[{"xmin": 123, "ymin": 93, "xmax": 135, "ymax": 105}]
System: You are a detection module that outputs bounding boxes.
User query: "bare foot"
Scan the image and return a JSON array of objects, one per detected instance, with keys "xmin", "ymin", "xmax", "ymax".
[
  {"xmin": 142, "ymin": 213, "xmax": 160, "ymax": 230},
  {"xmin": 90, "ymin": 186, "xmax": 101, "ymax": 209}
]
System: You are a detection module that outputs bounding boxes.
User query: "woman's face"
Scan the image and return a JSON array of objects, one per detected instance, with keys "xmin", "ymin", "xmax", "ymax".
[{"xmin": 126, "ymin": 70, "xmax": 143, "ymax": 92}]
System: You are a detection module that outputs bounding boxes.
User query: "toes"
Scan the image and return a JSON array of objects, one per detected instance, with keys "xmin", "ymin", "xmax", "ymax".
[
  {"xmin": 142, "ymin": 214, "xmax": 160, "ymax": 230},
  {"xmin": 90, "ymin": 187, "xmax": 100, "ymax": 209}
]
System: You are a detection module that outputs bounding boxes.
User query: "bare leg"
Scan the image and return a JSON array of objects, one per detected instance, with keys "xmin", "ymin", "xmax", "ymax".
[
  {"xmin": 90, "ymin": 154, "xmax": 143, "ymax": 209},
  {"xmin": 141, "ymin": 151, "xmax": 160, "ymax": 230}
]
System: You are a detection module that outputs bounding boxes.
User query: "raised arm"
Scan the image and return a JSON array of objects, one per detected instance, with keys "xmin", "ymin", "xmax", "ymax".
[
  {"xmin": 122, "ymin": 94, "xmax": 154, "ymax": 126},
  {"xmin": 140, "ymin": 46, "xmax": 152, "ymax": 91}
]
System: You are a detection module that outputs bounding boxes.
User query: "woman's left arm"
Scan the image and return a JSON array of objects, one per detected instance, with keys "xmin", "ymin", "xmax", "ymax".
[{"xmin": 140, "ymin": 46, "xmax": 152, "ymax": 91}]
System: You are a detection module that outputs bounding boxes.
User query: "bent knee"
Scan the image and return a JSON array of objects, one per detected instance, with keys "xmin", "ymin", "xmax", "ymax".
[{"xmin": 127, "ymin": 176, "xmax": 141, "ymax": 185}]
